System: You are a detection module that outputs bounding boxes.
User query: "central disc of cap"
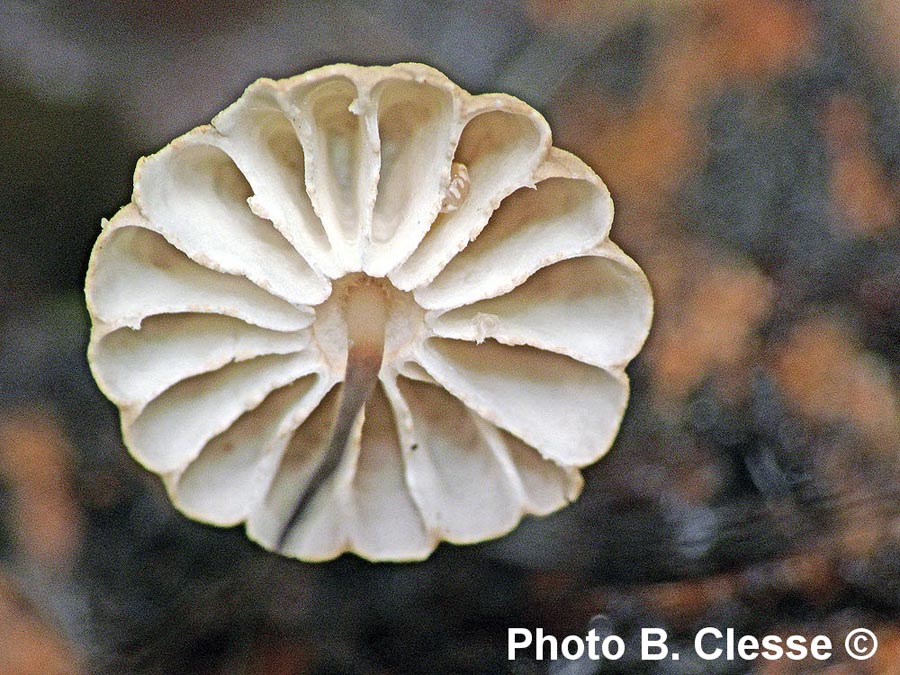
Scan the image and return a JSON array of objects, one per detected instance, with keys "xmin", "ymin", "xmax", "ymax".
[
  {"xmin": 341, "ymin": 273, "xmax": 390, "ymax": 363},
  {"xmin": 312, "ymin": 273, "xmax": 426, "ymax": 378}
]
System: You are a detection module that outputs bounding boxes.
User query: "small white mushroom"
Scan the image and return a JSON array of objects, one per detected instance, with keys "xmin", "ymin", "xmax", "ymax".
[{"xmin": 84, "ymin": 63, "xmax": 653, "ymax": 562}]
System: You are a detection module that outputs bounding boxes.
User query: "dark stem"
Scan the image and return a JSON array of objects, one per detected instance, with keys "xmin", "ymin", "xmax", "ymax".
[{"xmin": 277, "ymin": 279, "xmax": 387, "ymax": 551}]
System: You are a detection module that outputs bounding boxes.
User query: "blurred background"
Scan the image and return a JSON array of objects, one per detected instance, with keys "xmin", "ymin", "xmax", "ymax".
[{"xmin": 1, "ymin": 1, "xmax": 899, "ymax": 673}]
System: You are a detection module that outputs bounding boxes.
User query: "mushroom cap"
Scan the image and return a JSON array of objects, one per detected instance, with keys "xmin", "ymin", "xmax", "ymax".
[{"xmin": 85, "ymin": 63, "xmax": 653, "ymax": 562}]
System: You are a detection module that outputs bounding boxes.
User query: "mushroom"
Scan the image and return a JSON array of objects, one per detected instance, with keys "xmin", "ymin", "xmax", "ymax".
[{"xmin": 84, "ymin": 63, "xmax": 653, "ymax": 562}]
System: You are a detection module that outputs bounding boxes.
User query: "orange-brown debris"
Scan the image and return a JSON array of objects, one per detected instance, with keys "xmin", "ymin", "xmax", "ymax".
[
  {"xmin": 823, "ymin": 94, "xmax": 899, "ymax": 237},
  {"xmin": 0, "ymin": 571, "xmax": 81, "ymax": 675},
  {"xmin": 644, "ymin": 248, "xmax": 775, "ymax": 401},
  {"xmin": 772, "ymin": 315, "xmax": 900, "ymax": 454},
  {"xmin": 0, "ymin": 409, "xmax": 82, "ymax": 571}
]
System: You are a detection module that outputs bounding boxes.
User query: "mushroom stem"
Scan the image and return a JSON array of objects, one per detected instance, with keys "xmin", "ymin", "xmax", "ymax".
[{"xmin": 277, "ymin": 278, "xmax": 388, "ymax": 551}]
